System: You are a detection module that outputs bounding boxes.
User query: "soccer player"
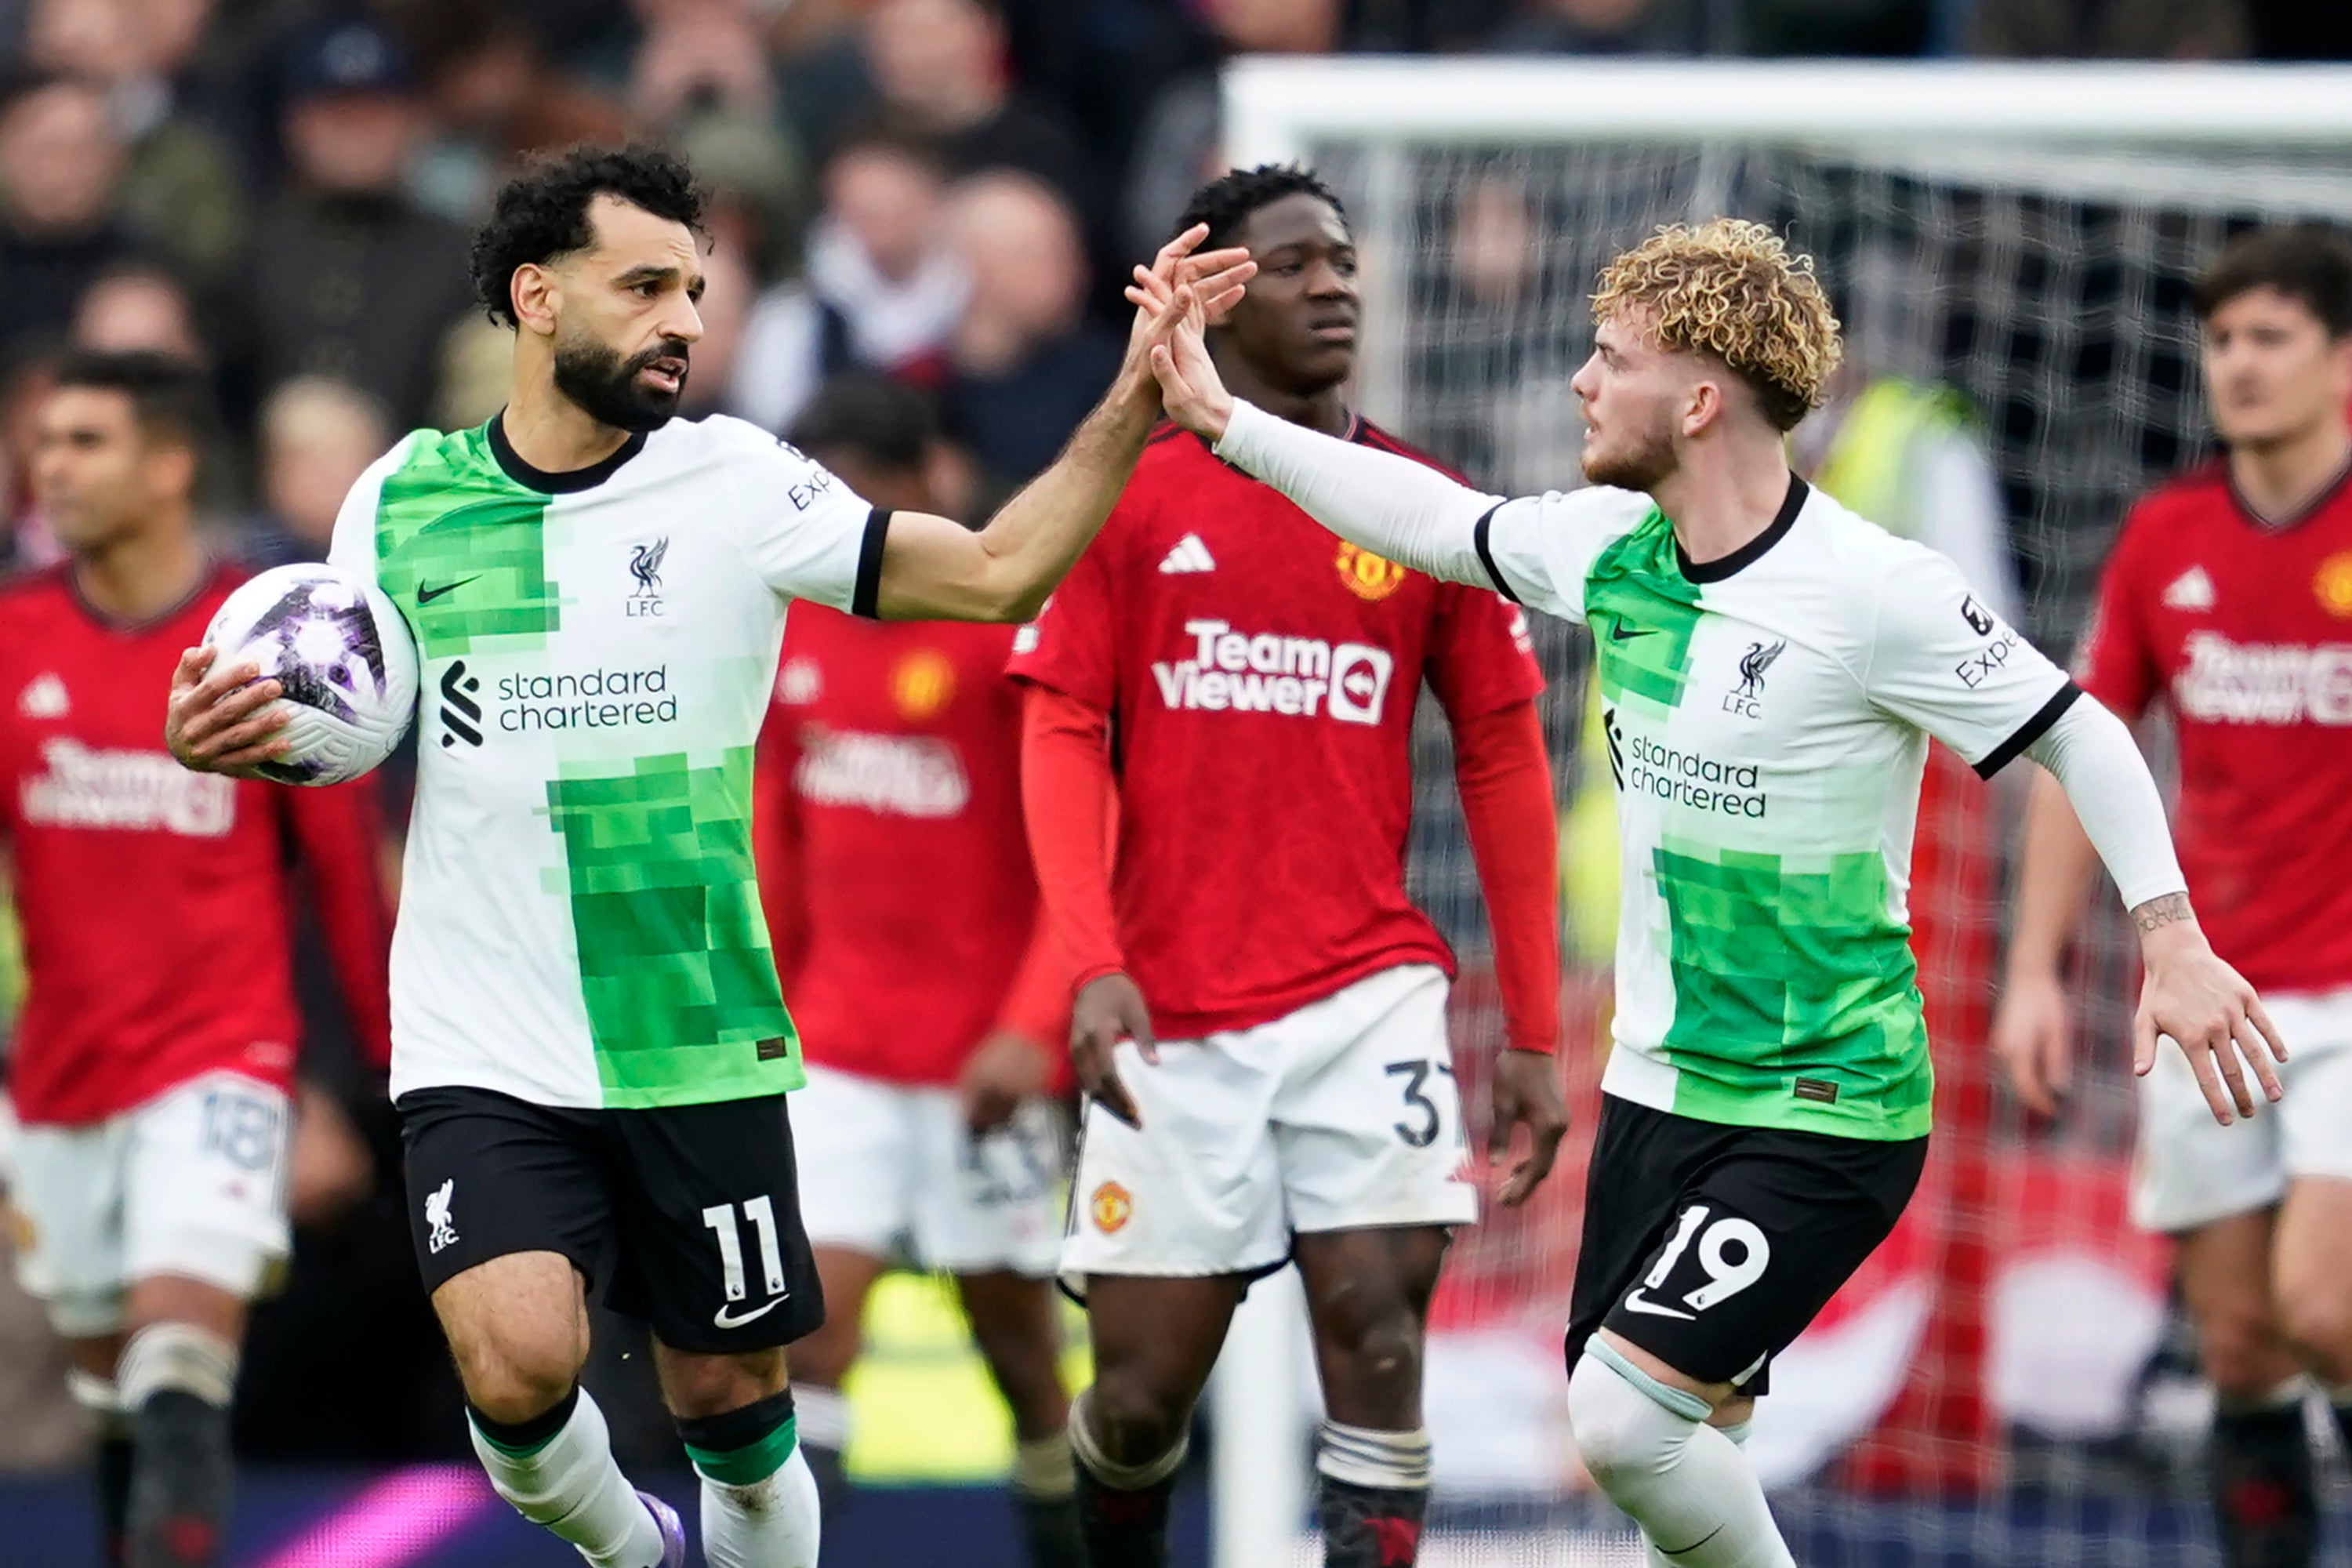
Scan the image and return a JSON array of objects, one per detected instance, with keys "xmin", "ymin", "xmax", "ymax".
[
  {"xmin": 162, "ymin": 144, "xmax": 1243, "ymax": 1568},
  {"xmin": 1, "ymin": 350, "xmax": 392, "ymax": 1568},
  {"xmin": 753, "ymin": 374, "xmax": 1079, "ymax": 1566},
  {"xmin": 1011, "ymin": 165, "xmax": 1570, "ymax": 1568},
  {"xmin": 1140, "ymin": 216, "xmax": 2285, "ymax": 1568},
  {"xmin": 1993, "ymin": 226, "xmax": 2352, "ymax": 1568}
]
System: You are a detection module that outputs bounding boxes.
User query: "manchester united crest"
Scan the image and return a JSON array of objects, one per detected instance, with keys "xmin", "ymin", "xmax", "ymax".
[
  {"xmin": 1335, "ymin": 542, "xmax": 1407, "ymax": 601},
  {"xmin": 892, "ymin": 650, "xmax": 956, "ymax": 720},
  {"xmin": 2315, "ymin": 552, "xmax": 2352, "ymax": 619},
  {"xmin": 1091, "ymin": 1181, "xmax": 1133, "ymax": 1233}
]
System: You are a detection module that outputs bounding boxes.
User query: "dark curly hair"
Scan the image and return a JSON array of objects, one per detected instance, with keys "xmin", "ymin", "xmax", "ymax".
[
  {"xmin": 468, "ymin": 143, "xmax": 707, "ymax": 328},
  {"xmin": 1171, "ymin": 164, "xmax": 1346, "ymax": 252}
]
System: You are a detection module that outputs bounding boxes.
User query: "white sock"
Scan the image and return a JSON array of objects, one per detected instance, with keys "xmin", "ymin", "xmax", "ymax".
[
  {"xmin": 1567, "ymin": 1346, "xmax": 1793, "ymax": 1568},
  {"xmin": 696, "ymin": 1441, "xmax": 822, "ymax": 1568},
  {"xmin": 469, "ymin": 1388, "xmax": 663, "ymax": 1568}
]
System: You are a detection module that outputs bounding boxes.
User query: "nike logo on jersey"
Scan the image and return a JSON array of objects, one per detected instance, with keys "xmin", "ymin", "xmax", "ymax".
[
  {"xmin": 713, "ymin": 1295, "xmax": 786, "ymax": 1330},
  {"xmin": 417, "ymin": 576, "xmax": 481, "ymax": 604},
  {"xmin": 1621, "ymin": 1287, "xmax": 1696, "ymax": 1320},
  {"xmin": 1609, "ymin": 619, "xmax": 1654, "ymax": 642},
  {"xmin": 1158, "ymin": 535, "xmax": 1216, "ymax": 574}
]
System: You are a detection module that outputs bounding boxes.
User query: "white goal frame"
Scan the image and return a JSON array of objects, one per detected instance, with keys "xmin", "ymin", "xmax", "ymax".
[{"xmin": 1204, "ymin": 54, "xmax": 2352, "ymax": 1568}]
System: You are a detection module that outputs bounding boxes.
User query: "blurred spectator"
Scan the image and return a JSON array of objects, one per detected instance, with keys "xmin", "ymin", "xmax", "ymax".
[
  {"xmin": 1120, "ymin": 0, "xmax": 1343, "ymax": 265},
  {"xmin": 1969, "ymin": 0, "xmax": 2249, "ymax": 56},
  {"xmin": 0, "ymin": 339, "xmax": 66, "ymax": 565},
  {"xmin": 23, "ymin": 0, "xmax": 250, "ymax": 285},
  {"xmin": 862, "ymin": 0, "xmax": 1091, "ymax": 222},
  {"xmin": 1733, "ymin": 0, "xmax": 1932, "ymax": 54},
  {"xmin": 0, "ymin": 73, "xmax": 135, "ymax": 353},
  {"xmin": 725, "ymin": 130, "xmax": 969, "ymax": 436},
  {"xmin": 242, "ymin": 376, "xmax": 390, "ymax": 565},
  {"xmin": 244, "ymin": 16, "xmax": 475, "ymax": 430},
  {"xmin": 408, "ymin": 6, "xmax": 632, "ymax": 223},
  {"xmin": 1485, "ymin": 0, "xmax": 1708, "ymax": 52},
  {"xmin": 679, "ymin": 238, "xmax": 754, "ymax": 416},
  {"xmin": 628, "ymin": 0, "xmax": 775, "ymax": 128},
  {"xmin": 70, "ymin": 260, "xmax": 204, "ymax": 362},
  {"xmin": 938, "ymin": 171, "xmax": 1120, "ymax": 490}
]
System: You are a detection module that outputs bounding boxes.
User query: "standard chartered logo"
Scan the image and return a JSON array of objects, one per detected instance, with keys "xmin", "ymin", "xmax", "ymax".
[
  {"xmin": 1619, "ymin": 731, "xmax": 1769, "ymax": 818},
  {"xmin": 495, "ymin": 666, "xmax": 677, "ymax": 732}
]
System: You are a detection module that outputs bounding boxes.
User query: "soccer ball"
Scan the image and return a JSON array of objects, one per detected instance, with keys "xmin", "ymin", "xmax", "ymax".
[{"xmin": 204, "ymin": 564, "xmax": 419, "ymax": 786}]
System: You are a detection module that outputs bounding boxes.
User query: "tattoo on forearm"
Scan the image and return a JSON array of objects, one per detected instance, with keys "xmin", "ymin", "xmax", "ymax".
[{"xmin": 2131, "ymin": 892, "xmax": 2196, "ymax": 934}]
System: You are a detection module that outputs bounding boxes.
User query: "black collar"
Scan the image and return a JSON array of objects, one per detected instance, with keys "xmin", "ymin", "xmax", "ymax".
[
  {"xmin": 488, "ymin": 410, "xmax": 648, "ymax": 495},
  {"xmin": 1677, "ymin": 472, "xmax": 1809, "ymax": 583},
  {"xmin": 2227, "ymin": 452, "xmax": 2352, "ymax": 534}
]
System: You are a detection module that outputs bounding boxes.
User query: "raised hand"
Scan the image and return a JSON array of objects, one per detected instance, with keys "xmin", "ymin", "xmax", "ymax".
[{"xmin": 1128, "ymin": 282, "xmax": 1236, "ymax": 443}]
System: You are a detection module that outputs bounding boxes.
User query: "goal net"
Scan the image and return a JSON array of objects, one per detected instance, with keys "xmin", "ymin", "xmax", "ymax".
[{"xmin": 1213, "ymin": 57, "xmax": 2352, "ymax": 1568}]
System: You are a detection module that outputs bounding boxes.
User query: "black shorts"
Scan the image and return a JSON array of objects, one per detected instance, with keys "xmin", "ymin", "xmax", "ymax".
[
  {"xmin": 1564, "ymin": 1095, "xmax": 1925, "ymax": 1395},
  {"xmin": 399, "ymin": 1086, "xmax": 823, "ymax": 1354}
]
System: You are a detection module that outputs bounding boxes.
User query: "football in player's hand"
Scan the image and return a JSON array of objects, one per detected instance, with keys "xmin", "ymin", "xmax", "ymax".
[{"xmin": 204, "ymin": 564, "xmax": 419, "ymax": 786}]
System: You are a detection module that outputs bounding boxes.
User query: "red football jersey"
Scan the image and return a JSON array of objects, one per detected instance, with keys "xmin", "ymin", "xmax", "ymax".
[
  {"xmin": 2074, "ymin": 461, "xmax": 2352, "ymax": 991},
  {"xmin": 1007, "ymin": 420, "xmax": 1544, "ymax": 1040},
  {"xmin": 0, "ymin": 563, "xmax": 393, "ymax": 1126},
  {"xmin": 758, "ymin": 606, "xmax": 1065, "ymax": 1086}
]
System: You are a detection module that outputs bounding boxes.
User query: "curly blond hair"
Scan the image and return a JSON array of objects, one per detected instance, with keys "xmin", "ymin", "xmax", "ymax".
[{"xmin": 1591, "ymin": 219, "xmax": 1843, "ymax": 432}]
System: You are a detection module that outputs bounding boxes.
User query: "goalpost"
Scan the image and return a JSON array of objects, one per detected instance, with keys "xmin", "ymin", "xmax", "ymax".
[{"xmin": 1208, "ymin": 57, "xmax": 2352, "ymax": 1568}]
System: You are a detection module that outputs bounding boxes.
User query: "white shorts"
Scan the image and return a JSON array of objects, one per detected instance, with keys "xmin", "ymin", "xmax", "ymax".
[
  {"xmin": 1062, "ymin": 963, "xmax": 1478, "ymax": 1286},
  {"xmin": 6, "ymin": 1072, "xmax": 291, "ymax": 1337},
  {"xmin": 793, "ymin": 1064, "xmax": 1066, "ymax": 1278},
  {"xmin": 2132, "ymin": 987, "xmax": 2352, "ymax": 1233}
]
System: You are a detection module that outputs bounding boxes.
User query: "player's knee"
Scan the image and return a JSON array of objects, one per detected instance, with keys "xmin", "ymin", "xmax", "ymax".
[
  {"xmin": 2198, "ymin": 1305, "xmax": 2296, "ymax": 1397},
  {"xmin": 1328, "ymin": 1312, "xmax": 1425, "ymax": 1407},
  {"xmin": 1565, "ymin": 1348, "xmax": 1701, "ymax": 1492},
  {"xmin": 2277, "ymin": 1287, "xmax": 2352, "ymax": 1382},
  {"xmin": 456, "ymin": 1340, "xmax": 580, "ymax": 1426},
  {"xmin": 1080, "ymin": 1373, "xmax": 1191, "ymax": 1468}
]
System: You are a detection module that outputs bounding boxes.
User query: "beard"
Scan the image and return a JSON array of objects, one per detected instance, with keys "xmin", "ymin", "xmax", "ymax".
[
  {"xmin": 553, "ymin": 328, "xmax": 690, "ymax": 434},
  {"xmin": 1581, "ymin": 417, "xmax": 1678, "ymax": 491}
]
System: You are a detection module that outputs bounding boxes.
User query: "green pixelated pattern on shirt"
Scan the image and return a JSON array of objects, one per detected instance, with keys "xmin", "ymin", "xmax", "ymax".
[
  {"xmin": 543, "ymin": 746, "xmax": 801, "ymax": 1107},
  {"xmin": 1585, "ymin": 510, "xmax": 1700, "ymax": 710},
  {"xmin": 1650, "ymin": 837, "xmax": 1932, "ymax": 1139},
  {"xmin": 373, "ymin": 426, "xmax": 561, "ymax": 656}
]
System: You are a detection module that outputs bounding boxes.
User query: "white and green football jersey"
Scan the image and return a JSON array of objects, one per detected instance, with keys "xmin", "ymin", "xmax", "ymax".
[
  {"xmin": 329, "ymin": 414, "xmax": 884, "ymax": 1110},
  {"xmin": 1476, "ymin": 477, "xmax": 2074, "ymax": 1141}
]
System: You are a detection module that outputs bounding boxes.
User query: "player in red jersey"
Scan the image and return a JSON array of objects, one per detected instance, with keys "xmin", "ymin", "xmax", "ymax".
[
  {"xmin": 753, "ymin": 376, "xmax": 1080, "ymax": 1567},
  {"xmin": 1009, "ymin": 166, "xmax": 1569, "ymax": 1568},
  {"xmin": 1995, "ymin": 227, "xmax": 2352, "ymax": 1568},
  {"xmin": 0, "ymin": 353, "xmax": 392, "ymax": 1568}
]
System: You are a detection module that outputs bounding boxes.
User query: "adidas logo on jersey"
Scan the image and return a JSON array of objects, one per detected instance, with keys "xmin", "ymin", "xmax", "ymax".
[
  {"xmin": 1158, "ymin": 535, "xmax": 1216, "ymax": 575},
  {"xmin": 2162, "ymin": 567, "xmax": 2216, "ymax": 611},
  {"xmin": 18, "ymin": 673, "xmax": 67, "ymax": 718}
]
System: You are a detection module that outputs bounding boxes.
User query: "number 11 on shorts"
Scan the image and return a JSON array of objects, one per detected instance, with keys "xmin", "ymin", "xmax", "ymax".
[{"xmin": 702, "ymin": 1196, "xmax": 787, "ymax": 1303}]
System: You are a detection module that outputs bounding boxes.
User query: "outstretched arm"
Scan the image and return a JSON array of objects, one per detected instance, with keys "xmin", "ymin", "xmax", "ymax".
[
  {"xmin": 2024, "ymin": 697, "xmax": 2285, "ymax": 1125},
  {"xmin": 871, "ymin": 230, "xmax": 1254, "ymax": 622}
]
